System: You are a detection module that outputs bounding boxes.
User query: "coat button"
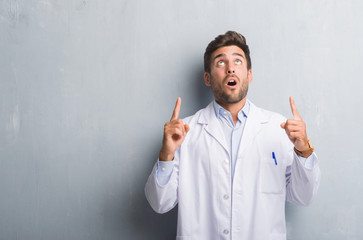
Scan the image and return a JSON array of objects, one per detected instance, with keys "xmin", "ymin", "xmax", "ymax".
[
  {"xmin": 223, "ymin": 194, "xmax": 229, "ymax": 200},
  {"xmin": 223, "ymin": 229, "xmax": 229, "ymax": 235}
]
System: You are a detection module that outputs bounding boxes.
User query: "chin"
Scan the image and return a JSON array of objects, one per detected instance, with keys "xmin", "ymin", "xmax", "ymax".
[
  {"xmin": 226, "ymin": 98, "xmax": 244, "ymax": 104},
  {"xmin": 224, "ymin": 93, "xmax": 247, "ymax": 104}
]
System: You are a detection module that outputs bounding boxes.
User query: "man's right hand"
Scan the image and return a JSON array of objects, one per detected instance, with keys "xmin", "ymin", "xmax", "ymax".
[{"xmin": 159, "ymin": 97, "xmax": 190, "ymax": 162}]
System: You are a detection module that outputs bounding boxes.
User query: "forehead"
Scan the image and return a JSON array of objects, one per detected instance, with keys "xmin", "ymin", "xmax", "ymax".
[{"xmin": 211, "ymin": 45, "xmax": 246, "ymax": 59}]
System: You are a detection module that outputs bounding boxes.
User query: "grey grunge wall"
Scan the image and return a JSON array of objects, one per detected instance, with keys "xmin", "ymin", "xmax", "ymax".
[{"xmin": 1, "ymin": 0, "xmax": 362, "ymax": 239}]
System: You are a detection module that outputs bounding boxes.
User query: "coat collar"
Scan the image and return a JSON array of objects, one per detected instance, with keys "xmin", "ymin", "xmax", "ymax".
[{"xmin": 197, "ymin": 99, "xmax": 269, "ymax": 155}]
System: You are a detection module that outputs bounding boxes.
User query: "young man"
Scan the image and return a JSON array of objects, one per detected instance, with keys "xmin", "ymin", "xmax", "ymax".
[{"xmin": 145, "ymin": 31, "xmax": 320, "ymax": 240}]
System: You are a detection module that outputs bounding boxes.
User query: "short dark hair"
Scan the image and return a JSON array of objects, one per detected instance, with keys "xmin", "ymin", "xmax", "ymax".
[{"xmin": 204, "ymin": 31, "xmax": 252, "ymax": 73}]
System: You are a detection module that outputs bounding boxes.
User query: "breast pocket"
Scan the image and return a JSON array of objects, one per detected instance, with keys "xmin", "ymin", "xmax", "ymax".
[{"xmin": 259, "ymin": 158, "xmax": 285, "ymax": 194}]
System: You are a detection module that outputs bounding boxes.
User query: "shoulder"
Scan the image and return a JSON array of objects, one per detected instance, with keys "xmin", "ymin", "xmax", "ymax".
[
  {"xmin": 249, "ymin": 100, "xmax": 287, "ymax": 124},
  {"xmin": 182, "ymin": 101, "xmax": 214, "ymax": 125},
  {"xmin": 248, "ymin": 100, "xmax": 293, "ymax": 150}
]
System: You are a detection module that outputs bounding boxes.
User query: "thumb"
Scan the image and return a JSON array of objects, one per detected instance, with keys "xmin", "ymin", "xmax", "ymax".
[
  {"xmin": 280, "ymin": 122, "xmax": 286, "ymax": 129},
  {"xmin": 184, "ymin": 124, "xmax": 190, "ymax": 133}
]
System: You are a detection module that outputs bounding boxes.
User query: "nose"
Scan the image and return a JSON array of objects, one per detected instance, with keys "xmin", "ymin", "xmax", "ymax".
[{"xmin": 227, "ymin": 64, "xmax": 235, "ymax": 74}]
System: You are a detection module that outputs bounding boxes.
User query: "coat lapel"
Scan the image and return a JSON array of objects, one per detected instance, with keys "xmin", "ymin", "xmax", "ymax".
[
  {"xmin": 198, "ymin": 102, "xmax": 230, "ymax": 155},
  {"xmin": 197, "ymin": 100, "xmax": 269, "ymax": 157},
  {"xmin": 238, "ymin": 100, "xmax": 269, "ymax": 156}
]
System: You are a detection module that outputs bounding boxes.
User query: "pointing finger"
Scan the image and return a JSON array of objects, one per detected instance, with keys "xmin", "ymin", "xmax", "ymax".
[
  {"xmin": 289, "ymin": 96, "xmax": 302, "ymax": 120},
  {"xmin": 171, "ymin": 97, "xmax": 181, "ymax": 120}
]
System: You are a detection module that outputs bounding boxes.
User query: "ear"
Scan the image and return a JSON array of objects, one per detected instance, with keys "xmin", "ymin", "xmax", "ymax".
[
  {"xmin": 247, "ymin": 69, "xmax": 253, "ymax": 84},
  {"xmin": 204, "ymin": 72, "xmax": 211, "ymax": 86}
]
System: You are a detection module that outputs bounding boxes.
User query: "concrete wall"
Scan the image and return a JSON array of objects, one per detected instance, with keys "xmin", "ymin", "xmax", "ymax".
[{"xmin": 1, "ymin": 0, "xmax": 362, "ymax": 239}]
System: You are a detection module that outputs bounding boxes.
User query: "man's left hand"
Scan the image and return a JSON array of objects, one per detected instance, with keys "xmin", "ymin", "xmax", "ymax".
[{"xmin": 280, "ymin": 96, "xmax": 310, "ymax": 152}]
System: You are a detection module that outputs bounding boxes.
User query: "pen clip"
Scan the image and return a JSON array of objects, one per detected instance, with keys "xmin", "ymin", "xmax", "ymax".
[{"xmin": 272, "ymin": 152, "xmax": 277, "ymax": 165}]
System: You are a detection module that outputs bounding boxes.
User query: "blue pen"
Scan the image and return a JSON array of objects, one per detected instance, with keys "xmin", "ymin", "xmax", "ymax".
[{"xmin": 272, "ymin": 152, "xmax": 277, "ymax": 165}]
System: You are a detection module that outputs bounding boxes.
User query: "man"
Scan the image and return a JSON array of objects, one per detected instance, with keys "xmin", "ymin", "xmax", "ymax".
[{"xmin": 145, "ymin": 31, "xmax": 320, "ymax": 240}]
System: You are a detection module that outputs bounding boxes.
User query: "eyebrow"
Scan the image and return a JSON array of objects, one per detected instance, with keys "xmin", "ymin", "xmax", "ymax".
[{"xmin": 213, "ymin": 53, "xmax": 245, "ymax": 60}]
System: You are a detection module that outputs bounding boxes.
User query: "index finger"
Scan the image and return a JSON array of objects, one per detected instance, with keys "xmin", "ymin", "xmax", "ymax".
[
  {"xmin": 171, "ymin": 97, "xmax": 181, "ymax": 120},
  {"xmin": 289, "ymin": 96, "xmax": 302, "ymax": 120}
]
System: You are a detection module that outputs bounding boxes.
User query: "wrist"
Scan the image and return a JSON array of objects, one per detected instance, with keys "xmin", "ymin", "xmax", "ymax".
[
  {"xmin": 294, "ymin": 139, "xmax": 314, "ymax": 158},
  {"xmin": 159, "ymin": 150, "xmax": 175, "ymax": 162}
]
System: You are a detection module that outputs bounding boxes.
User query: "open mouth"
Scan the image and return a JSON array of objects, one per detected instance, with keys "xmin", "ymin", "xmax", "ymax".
[{"xmin": 227, "ymin": 80, "xmax": 237, "ymax": 86}]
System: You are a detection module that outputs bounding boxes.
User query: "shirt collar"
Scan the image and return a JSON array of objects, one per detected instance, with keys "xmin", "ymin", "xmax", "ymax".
[{"xmin": 213, "ymin": 100, "xmax": 250, "ymax": 121}]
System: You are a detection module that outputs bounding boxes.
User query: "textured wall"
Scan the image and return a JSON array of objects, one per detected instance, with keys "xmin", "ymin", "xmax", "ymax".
[{"xmin": 1, "ymin": 0, "xmax": 362, "ymax": 239}]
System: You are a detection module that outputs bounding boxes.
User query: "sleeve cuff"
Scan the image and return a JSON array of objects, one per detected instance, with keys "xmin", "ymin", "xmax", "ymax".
[
  {"xmin": 156, "ymin": 159, "xmax": 174, "ymax": 185},
  {"xmin": 295, "ymin": 152, "xmax": 318, "ymax": 169}
]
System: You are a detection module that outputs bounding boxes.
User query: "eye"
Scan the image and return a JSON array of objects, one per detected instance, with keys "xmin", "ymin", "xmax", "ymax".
[
  {"xmin": 235, "ymin": 59, "xmax": 242, "ymax": 65},
  {"xmin": 217, "ymin": 61, "xmax": 225, "ymax": 66}
]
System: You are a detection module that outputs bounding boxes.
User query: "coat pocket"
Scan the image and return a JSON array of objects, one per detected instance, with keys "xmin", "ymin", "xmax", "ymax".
[{"xmin": 259, "ymin": 158, "xmax": 285, "ymax": 194}]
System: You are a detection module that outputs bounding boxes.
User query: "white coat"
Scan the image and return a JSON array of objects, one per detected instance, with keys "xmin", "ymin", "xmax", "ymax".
[{"xmin": 145, "ymin": 100, "xmax": 320, "ymax": 240}]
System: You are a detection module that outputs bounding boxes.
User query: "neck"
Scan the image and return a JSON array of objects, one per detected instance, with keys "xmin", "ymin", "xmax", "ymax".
[{"xmin": 216, "ymin": 98, "xmax": 247, "ymax": 125}]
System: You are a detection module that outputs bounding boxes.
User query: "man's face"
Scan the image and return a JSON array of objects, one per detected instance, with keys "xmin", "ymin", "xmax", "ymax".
[{"xmin": 204, "ymin": 45, "xmax": 252, "ymax": 105}]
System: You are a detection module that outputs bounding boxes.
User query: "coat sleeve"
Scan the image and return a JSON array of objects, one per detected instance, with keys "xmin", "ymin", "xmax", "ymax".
[
  {"xmin": 285, "ymin": 151, "xmax": 321, "ymax": 206},
  {"xmin": 144, "ymin": 149, "xmax": 180, "ymax": 214}
]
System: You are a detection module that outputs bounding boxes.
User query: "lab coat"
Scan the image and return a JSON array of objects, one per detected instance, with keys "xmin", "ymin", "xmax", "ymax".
[{"xmin": 145, "ymin": 100, "xmax": 320, "ymax": 240}]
